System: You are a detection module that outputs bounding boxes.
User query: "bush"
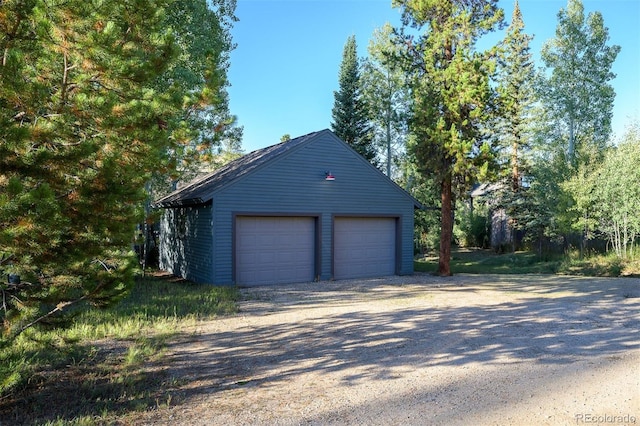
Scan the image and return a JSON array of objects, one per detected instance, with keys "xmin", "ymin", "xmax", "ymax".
[{"xmin": 455, "ymin": 211, "xmax": 489, "ymax": 248}]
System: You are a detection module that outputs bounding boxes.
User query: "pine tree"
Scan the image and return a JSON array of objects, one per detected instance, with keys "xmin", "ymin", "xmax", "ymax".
[
  {"xmin": 494, "ymin": 0, "xmax": 536, "ymax": 251},
  {"xmin": 0, "ymin": 0, "xmax": 236, "ymax": 338},
  {"xmin": 394, "ymin": 0, "xmax": 504, "ymax": 276},
  {"xmin": 331, "ymin": 35, "xmax": 377, "ymax": 164},
  {"xmin": 497, "ymin": 0, "xmax": 535, "ymax": 191}
]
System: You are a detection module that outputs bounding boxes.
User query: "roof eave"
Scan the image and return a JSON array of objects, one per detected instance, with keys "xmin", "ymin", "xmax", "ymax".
[{"xmin": 153, "ymin": 197, "xmax": 209, "ymax": 209}]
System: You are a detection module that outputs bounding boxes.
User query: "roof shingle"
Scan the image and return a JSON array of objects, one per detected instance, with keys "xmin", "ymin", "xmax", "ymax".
[{"xmin": 154, "ymin": 130, "xmax": 323, "ymax": 207}]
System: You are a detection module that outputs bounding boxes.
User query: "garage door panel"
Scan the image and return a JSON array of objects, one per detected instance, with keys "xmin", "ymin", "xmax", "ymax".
[
  {"xmin": 236, "ymin": 216, "xmax": 315, "ymax": 286},
  {"xmin": 334, "ymin": 217, "xmax": 396, "ymax": 280}
]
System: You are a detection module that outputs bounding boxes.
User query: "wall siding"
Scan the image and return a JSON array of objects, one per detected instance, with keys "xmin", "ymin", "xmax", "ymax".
[
  {"xmin": 159, "ymin": 204, "xmax": 213, "ymax": 283},
  {"xmin": 211, "ymin": 132, "xmax": 415, "ymax": 285}
]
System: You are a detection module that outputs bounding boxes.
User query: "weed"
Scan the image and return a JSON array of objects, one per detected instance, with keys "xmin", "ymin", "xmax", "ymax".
[{"xmin": 557, "ymin": 250, "xmax": 634, "ymax": 277}]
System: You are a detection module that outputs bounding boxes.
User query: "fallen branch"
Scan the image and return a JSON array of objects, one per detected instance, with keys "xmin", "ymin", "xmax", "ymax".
[{"xmin": 12, "ymin": 259, "xmax": 114, "ymax": 336}]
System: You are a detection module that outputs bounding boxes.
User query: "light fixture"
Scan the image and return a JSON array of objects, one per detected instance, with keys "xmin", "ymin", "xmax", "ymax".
[{"xmin": 325, "ymin": 171, "xmax": 335, "ymax": 181}]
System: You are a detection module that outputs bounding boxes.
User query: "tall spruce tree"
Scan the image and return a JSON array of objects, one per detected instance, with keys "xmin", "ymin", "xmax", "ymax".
[
  {"xmin": 539, "ymin": 0, "xmax": 620, "ymax": 165},
  {"xmin": 394, "ymin": 0, "xmax": 504, "ymax": 275},
  {"xmin": 0, "ymin": 0, "xmax": 236, "ymax": 338},
  {"xmin": 494, "ymin": 0, "xmax": 536, "ymax": 251},
  {"xmin": 331, "ymin": 35, "xmax": 377, "ymax": 164},
  {"xmin": 497, "ymin": 0, "xmax": 535, "ymax": 191}
]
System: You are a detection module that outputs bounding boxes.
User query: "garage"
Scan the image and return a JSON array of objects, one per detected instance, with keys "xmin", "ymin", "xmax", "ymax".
[
  {"xmin": 156, "ymin": 130, "xmax": 419, "ymax": 285},
  {"xmin": 235, "ymin": 216, "xmax": 316, "ymax": 286},
  {"xmin": 333, "ymin": 217, "xmax": 397, "ymax": 280}
]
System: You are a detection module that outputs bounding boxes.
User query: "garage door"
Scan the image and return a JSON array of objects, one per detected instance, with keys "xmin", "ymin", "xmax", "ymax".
[
  {"xmin": 334, "ymin": 217, "xmax": 396, "ymax": 280},
  {"xmin": 235, "ymin": 216, "xmax": 315, "ymax": 286}
]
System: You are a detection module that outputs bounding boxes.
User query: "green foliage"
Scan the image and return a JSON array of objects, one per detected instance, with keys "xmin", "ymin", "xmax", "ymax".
[
  {"xmin": 415, "ymin": 249, "xmax": 560, "ymax": 275},
  {"xmin": 361, "ymin": 23, "xmax": 410, "ymax": 179},
  {"xmin": 512, "ymin": 0, "xmax": 621, "ymax": 257},
  {"xmin": 579, "ymin": 124, "xmax": 640, "ymax": 258},
  {"xmin": 514, "ymin": 156, "xmax": 573, "ymax": 250},
  {"xmin": 0, "ymin": 0, "xmax": 237, "ymax": 340},
  {"xmin": 558, "ymin": 250, "xmax": 626, "ymax": 277},
  {"xmin": 156, "ymin": 0, "xmax": 242, "ymax": 181},
  {"xmin": 415, "ymin": 247, "xmax": 638, "ymax": 277},
  {"xmin": 400, "ymin": 151, "xmax": 441, "ymax": 255},
  {"xmin": 561, "ymin": 158, "xmax": 600, "ymax": 253},
  {"xmin": 393, "ymin": 0, "xmax": 504, "ymax": 275},
  {"xmin": 495, "ymin": 0, "xmax": 535, "ymax": 190},
  {"xmin": 538, "ymin": 0, "xmax": 620, "ymax": 164},
  {"xmin": 0, "ymin": 274, "xmax": 239, "ymax": 422},
  {"xmin": 331, "ymin": 35, "xmax": 377, "ymax": 164},
  {"xmin": 455, "ymin": 207, "xmax": 489, "ymax": 249}
]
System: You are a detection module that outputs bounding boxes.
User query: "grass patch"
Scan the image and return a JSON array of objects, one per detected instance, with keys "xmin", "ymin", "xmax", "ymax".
[
  {"xmin": 415, "ymin": 249, "xmax": 561, "ymax": 275},
  {"xmin": 558, "ymin": 251, "xmax": 640, "ymax": 277},
  {"xmin": 415, "ymin": 248, "xmax": 640, "ymax": 277},
  {"xmin": 0, "ymin": 272, "xmax": 239, "ymax": 425}
]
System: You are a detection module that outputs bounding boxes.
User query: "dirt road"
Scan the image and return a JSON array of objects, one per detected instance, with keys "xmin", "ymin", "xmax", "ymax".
[{"xmin": 132, "ymin": 274, "xmax": 640, "ymax": 425}]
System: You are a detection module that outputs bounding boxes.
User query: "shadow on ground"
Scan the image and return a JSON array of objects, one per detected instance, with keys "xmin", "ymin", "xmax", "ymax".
[
  {"xmin": 2, "ymin": 274, "xmax": 638, "ymax": 424},
  {"xmin": 164, "ymin": 275, "xmax": 639, "ymax": 390}
]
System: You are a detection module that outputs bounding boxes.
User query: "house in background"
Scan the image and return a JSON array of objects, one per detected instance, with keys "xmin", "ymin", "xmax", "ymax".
[
  {"xmin": 470, "ymin": 182, "xmax": 514, "ymax": 250},
  {"xmin": 154, "ymin": 129, "xmax": 421, "ymax": 286}
]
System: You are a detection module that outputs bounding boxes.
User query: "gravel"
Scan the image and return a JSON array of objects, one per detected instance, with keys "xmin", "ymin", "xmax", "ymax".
[{"xmin": 131, "ymin": 273, "xmax": 640, "ymax": 426}]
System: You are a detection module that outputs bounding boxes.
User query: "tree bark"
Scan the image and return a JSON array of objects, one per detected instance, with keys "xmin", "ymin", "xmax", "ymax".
[
  {"xmin": 439, "ymin": 173, "xmax": 453, "ymax": 276},
  {"xmin": 511, "ymin": 140, "xmax": 519, "ymax": 191},
  {"xmin": 568, "ymin": 116, "xmax": 575, "ymax": 165}
]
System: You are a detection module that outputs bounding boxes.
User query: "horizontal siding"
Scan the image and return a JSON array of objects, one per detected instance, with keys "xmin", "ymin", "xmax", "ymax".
[
  {"xmin": 159, "ymin": 204, "xmax": 213, "ymax": 283},
  {"xmin": 212, "ymin": 207, "xmax": 232, "ymax": 284},
  {"xmin": 212, "ymin": 132, "xmax": 415, "ymax": 284}
]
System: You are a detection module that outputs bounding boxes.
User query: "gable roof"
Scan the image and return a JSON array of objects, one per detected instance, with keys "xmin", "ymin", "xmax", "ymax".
[
  {"xmin": 154, "ymin": 129, "xmax": 421, "ymax": 208},
  {"xmin": 154, "ymin": 130, "xmax": 319, "ymax": 207}
]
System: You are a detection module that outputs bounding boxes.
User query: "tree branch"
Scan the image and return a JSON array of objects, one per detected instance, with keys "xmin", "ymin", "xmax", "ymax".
[{"xmin": 13, "ymin": 259, "xmax": 115, "ymax": 336}]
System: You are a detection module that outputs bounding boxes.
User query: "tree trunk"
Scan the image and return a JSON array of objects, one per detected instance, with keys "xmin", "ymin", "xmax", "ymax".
[
  {"xmin": 511, "ymin": 140, "xmax": 519, "ymax": 191},
  {"xmin": 386, "ymin": 118, "xmax": 392, "ymax": 177},
  {"xmin": 581, "ymin": 211, "xmax": 588, "ymax": 259},
  {"xmin": 537, "ymin": 227, "xmax": 543, "ymax": 258},
  {"xmin": 568, "ymin": 116, "xmax": 575, "ymax": 165},
  {"xmin": 439, "ymin": 174, "xmax": 453, "ymax": 276}
]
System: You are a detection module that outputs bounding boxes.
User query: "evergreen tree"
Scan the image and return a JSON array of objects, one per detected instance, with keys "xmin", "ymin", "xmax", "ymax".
[
  {"xmin": 394, "ymin": 0, "xmax": 504, "ymax": 275},
  {"xmin": 497, "ymin": 0, "xmax": 535, "ymax": 191},
  {"xmin": 539, "ymin": 0, "xmax": 620, "ymax": 165},
  {"xmin": 494, "ymin": 0, "xmax": 536, "ymax": 251},
  {"xmin": 0, "ymin": 0, "xmax": 236, "ymax": 338},
  {"xmin": 331, "ymin": 35, "xmax": 377, "ymax": 164}
]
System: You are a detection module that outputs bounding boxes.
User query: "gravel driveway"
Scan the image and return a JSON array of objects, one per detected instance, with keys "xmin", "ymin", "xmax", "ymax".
[{"xmin": 134, "ymin": 273, "xmax": 639, "ymax": 426}]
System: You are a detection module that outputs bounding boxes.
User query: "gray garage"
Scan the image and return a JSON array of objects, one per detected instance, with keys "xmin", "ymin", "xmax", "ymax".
[
  {"xmin": 235, "ymin": 216, "xmax": 316, "ymax": 286},
  {"xmin": 334, "ymin": 217, "xmax": 397, "ymax": 280},
  {"xmin": 155, "ymin": 129, "xmax": 420, "ymax": 286}
]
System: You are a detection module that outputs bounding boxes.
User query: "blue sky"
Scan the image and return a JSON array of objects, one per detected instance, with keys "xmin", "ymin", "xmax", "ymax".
[{"xmin": 227, "ymin": 0, "xmax": 640, "ymax": 153}]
